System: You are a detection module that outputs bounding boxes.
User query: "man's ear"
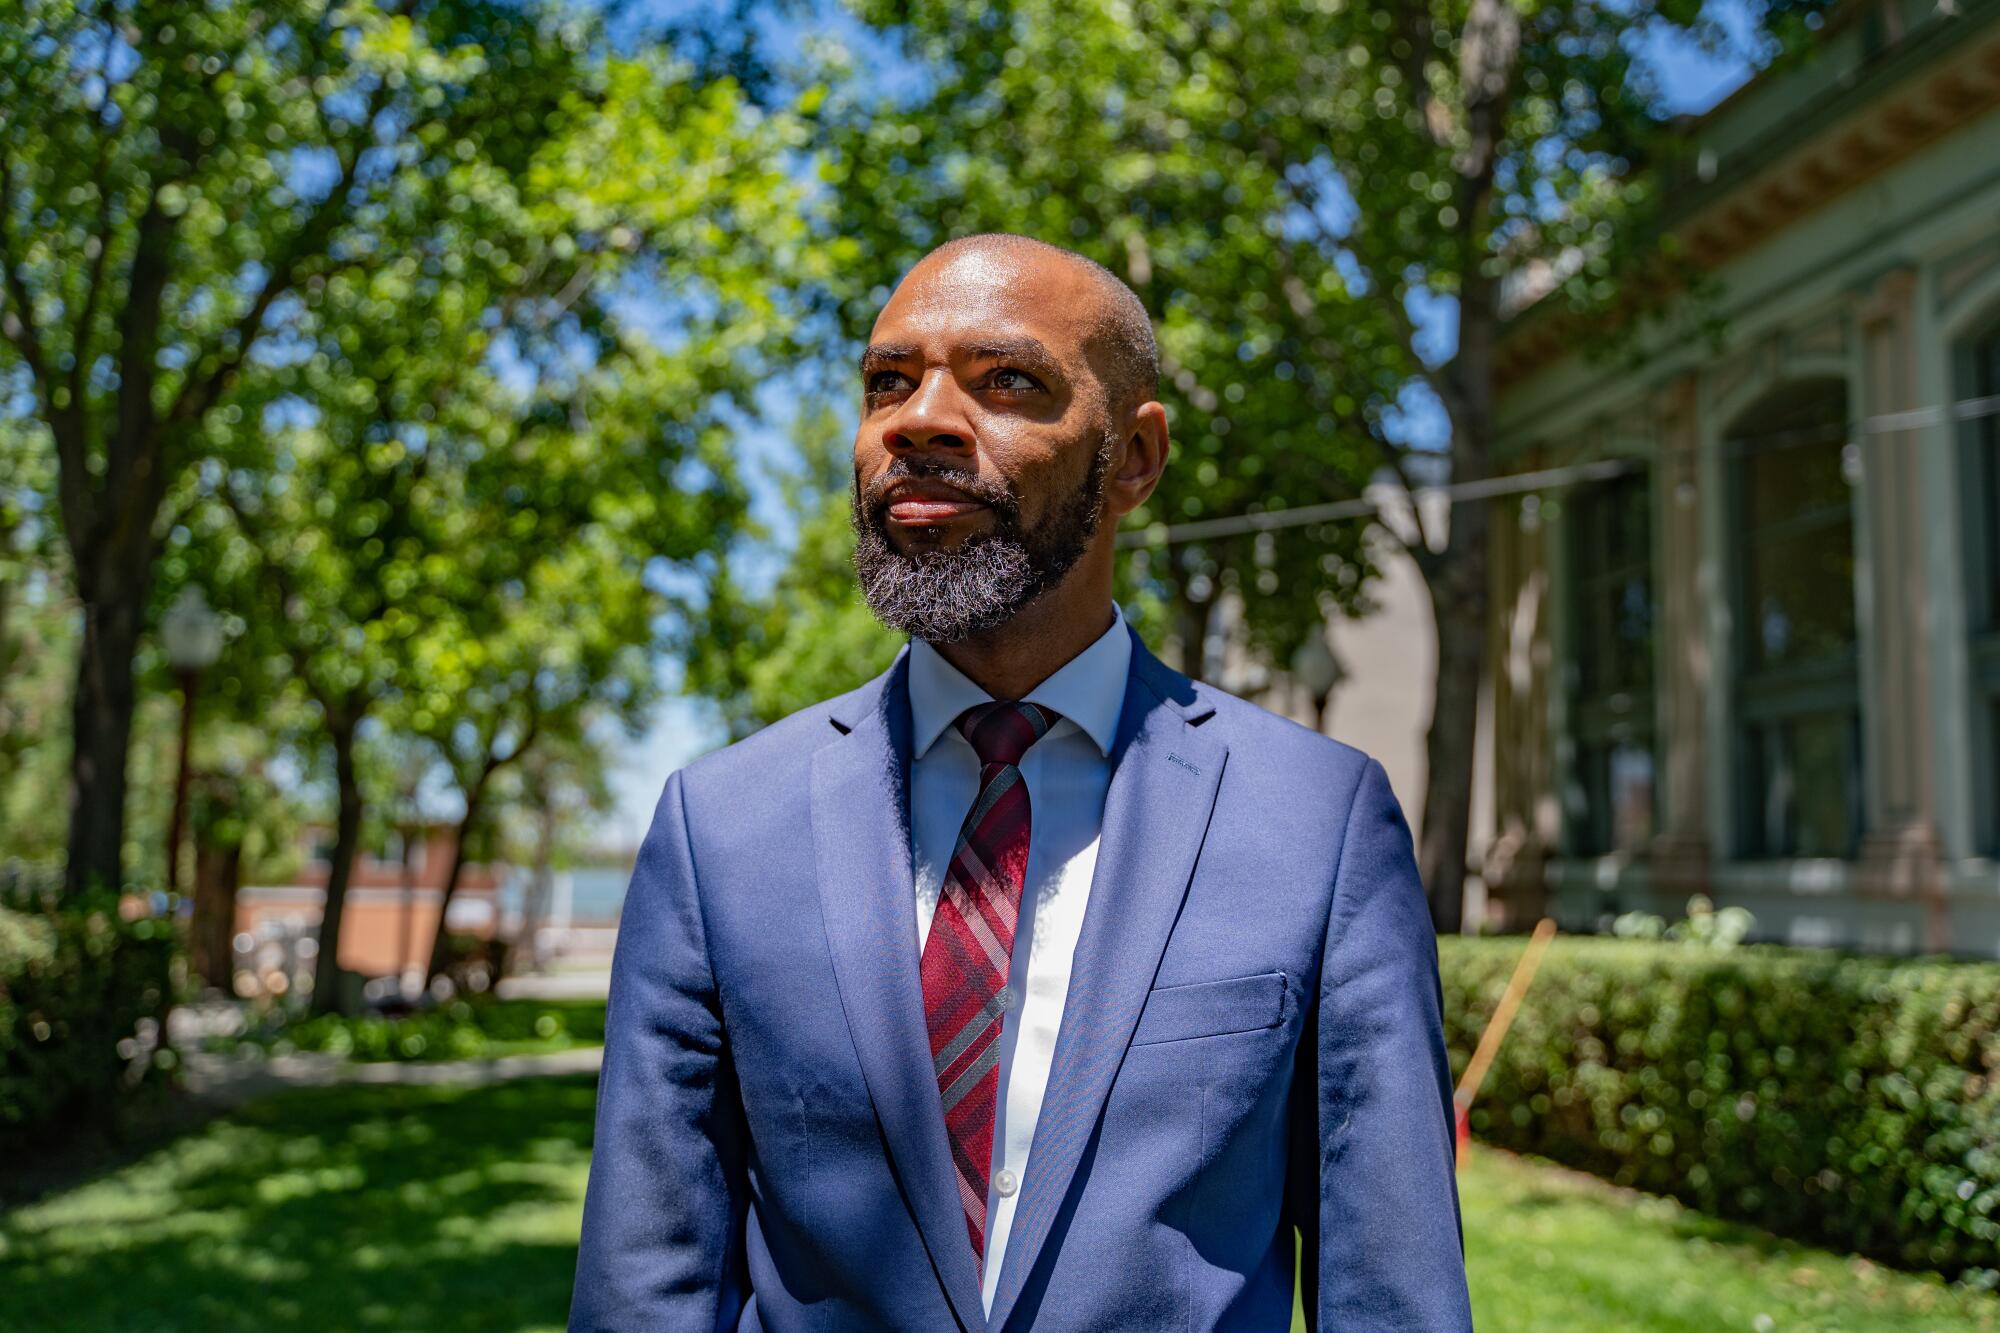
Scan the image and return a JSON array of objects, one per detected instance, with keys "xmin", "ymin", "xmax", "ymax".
[{"xmin": 1105, "ymin": 400, "xmax": 1169, "ymax": 520}]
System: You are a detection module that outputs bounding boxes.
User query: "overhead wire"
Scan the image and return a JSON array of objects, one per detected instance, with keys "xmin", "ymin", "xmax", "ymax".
[{"xmin": 1114, "ymin": 392, "xmax": 2000, "ymax": 550}]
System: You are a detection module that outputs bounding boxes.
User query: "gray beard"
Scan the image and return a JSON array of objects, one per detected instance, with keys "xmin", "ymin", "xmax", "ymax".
[{"xmin": 851, "ymin": 442, "xmax": 1111, "ymax": 645}]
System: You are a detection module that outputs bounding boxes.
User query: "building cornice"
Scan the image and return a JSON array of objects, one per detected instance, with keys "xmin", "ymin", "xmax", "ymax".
[{"xmin": 1496, "ymin": 0, "xmax": 2000, "ymax": 393}]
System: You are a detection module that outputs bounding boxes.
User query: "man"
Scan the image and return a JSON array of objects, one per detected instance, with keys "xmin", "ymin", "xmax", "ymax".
[{"xmin": 571, "ymin": 234, "xmax": 1471, "ymax": 1331}]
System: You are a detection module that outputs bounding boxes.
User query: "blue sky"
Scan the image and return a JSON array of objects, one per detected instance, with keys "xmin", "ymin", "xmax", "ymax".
[{"xmin": 597, "ymin": 4, "xmax": 1770, "ymax": 846}]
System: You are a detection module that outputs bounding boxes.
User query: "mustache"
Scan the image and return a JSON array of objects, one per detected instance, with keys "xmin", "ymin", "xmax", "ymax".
[{"xmin": 857, "ymin": 457, "xmax": 1020, "ymax": 525}]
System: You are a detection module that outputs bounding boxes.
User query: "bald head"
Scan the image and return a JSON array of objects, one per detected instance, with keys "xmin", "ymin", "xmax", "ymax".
[{"xmin": 907, "ymin": 233, "xmax": 1159, "ymax": 413}]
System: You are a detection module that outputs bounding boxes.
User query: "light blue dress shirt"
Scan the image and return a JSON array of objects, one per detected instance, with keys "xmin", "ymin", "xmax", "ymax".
[{"xmin": 905, "ymin": 606, "xmax": 1131, "ymax": 1313}]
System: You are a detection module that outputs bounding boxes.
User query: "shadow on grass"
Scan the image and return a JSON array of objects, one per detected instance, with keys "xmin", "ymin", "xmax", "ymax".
[
  {"xmin": 0, "ymin": 1076, "xmax": 599, "ymax": 1332},
  {"xmin": 1505, "ymin": 1189, "xmax": 1570, "ymax": 1214}
]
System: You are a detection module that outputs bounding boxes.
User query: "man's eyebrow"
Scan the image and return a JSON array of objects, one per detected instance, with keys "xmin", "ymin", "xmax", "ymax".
[
  {"xmin": 965, "ymin": 338, "xmax": 1061, "ymax": 376},
  {"xmin": 859, "ymin": 343, "xmax": 917, "ymax": 375}
]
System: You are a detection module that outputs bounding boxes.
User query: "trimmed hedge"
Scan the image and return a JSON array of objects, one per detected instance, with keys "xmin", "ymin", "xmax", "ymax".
[
  {"xmin": 0, "ymin": 893, "xmax": 178, "ymax": 1155},
  {"xmin": 221, "ymin": 996, "xmax": 607, "ymax": 1063},
  {"xmin": 1440, "ymin": 936, "xmax": 2000, "ymax": 1278}
]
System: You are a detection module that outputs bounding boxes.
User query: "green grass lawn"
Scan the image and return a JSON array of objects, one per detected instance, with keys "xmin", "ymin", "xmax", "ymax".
[
  {"xmin": 1451, "ymin": 1149, "xmax": 2000, "ymax": 1333},
  {"xmin": 3, "ymin": 1074, "xmax": 1996, "ymax": 1331},
  {"xmin": 0, "ymin": 1078, "xmax": 596, "ymax": 1332}
]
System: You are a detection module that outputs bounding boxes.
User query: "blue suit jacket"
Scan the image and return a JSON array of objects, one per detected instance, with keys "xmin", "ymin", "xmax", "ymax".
[{"xmin": 571, "ymin": 628, "xmax": 1471, "ymax": 1331}]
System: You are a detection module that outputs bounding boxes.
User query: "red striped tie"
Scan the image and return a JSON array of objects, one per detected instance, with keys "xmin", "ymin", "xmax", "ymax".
[{"xmin": 920, "ymin": 699, "xmax": 1057, "ymax": 1269}]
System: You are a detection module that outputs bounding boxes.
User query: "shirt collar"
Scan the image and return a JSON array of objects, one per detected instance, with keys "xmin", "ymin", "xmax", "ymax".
[{"xmin": 907, "ymin": 606, "xmax": 1131, "ymax": 760}]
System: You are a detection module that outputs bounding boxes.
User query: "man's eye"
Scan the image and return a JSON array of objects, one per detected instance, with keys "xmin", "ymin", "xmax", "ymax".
[
  {"xmin": 866, "ymin": 372, "xmax": 910, "ymax": 395},
  {"xmin": 991, "ymin": 369, "xmax": 1041, "ymax": 391}
]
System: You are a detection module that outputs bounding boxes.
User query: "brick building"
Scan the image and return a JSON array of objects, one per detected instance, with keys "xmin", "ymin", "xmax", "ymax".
[{"xmin": 236, "ymin": 824, "xmax": 503, "ymax": 980}]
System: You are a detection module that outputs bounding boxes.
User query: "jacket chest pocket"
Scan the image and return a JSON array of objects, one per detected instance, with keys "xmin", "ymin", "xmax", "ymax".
[{"xmin": 1130, "ymin": 971, "xmax": 1290, "ymax": 1046}]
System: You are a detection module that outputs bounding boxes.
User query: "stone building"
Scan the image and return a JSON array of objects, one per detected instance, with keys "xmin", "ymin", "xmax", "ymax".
[{"xmin": 1484, "ymin": 0, "xmax": 2000, "ymax": 950}]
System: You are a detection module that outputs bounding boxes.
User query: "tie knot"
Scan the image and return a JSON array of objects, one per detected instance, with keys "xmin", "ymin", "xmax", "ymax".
[{"xmin": 956, "ymin": 701, "xmax": 1058, "ymax": 768}]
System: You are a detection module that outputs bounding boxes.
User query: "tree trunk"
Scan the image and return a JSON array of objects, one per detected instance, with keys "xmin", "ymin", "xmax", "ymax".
[
  {"xmin": 423, "ymin": 774, "xmax": 488, "ymax": 985},
  {"xmin": 397, "ymin": 820, "xmax": 419, "ymax": 992},
  {"xmin": 1417, "ymin": 538, "xmax": 1487, "ymax": 936},
  {"xmin": 514, "ymin": 783, "xmax": 558, "ymax": 977},
  {"xmin": 311, "ymin": 713, "xmax": 364, "ymax": 1016},
  {"xmin": 190, "ymin": 835, "xmax": 243, "ymax": 991},
  {"xmin": 1416, "ymin": 223, "xmax": 1502, "ymax": 935},
  {"xmin": 165, "ymin": 669, "xmax": 198, "ymax": 893},
  {"xmin": 63, "ymin": 566, "xmax": 147, "ymax": 898}
]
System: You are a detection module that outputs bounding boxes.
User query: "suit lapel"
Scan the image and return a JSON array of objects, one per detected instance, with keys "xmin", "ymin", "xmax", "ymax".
[
  {"xmin": 809, "ymin": 655, "xmax": 986, "ymax": 1331},
  {"xmin": 987, "ymin": 635, "xmax": 1226, "ymax": 1331}
]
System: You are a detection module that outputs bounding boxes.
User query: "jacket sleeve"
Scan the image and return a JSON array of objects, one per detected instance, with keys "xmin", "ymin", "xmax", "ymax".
[
  {"xmin": 570, "ymin": 769, "xmax": 750, "ymax": 1331},
  {"xmin": 1296, "ymin": 758, "xmax": 1472, "ymax": 1331}
]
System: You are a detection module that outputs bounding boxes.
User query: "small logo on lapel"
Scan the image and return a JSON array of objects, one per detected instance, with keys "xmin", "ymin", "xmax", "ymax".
[{"xmin": 1166, "ymin": 751, "xmax": 1202, "ymax": 776}]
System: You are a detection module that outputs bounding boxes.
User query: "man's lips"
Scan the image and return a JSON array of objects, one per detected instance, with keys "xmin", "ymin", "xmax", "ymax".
[{"xmin": 883, "ymin": 481, "xmax": 988, "ymax": 525}]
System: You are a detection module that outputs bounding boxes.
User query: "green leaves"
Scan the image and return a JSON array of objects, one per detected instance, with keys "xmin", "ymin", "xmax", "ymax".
[
  {"xmin": 682, "ymin": 403, "xmax": 901, "ymax": 734},
  {"xmin": 0, "ymin": 2, "xmax": 818, "ymax": 896},
  {"xmin": 820, "ymin": 0, "xmax": 1424, "ymax": 669},
  {"xmin": 1443, "ymin": 936, "xmax": 2000, "ymax": 1276}
]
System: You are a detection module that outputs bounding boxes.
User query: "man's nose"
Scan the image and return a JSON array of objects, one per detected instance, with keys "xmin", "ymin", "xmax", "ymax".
[{"xmin": 883, "ymin": 369, "xmax": 974, "ymax": 457}]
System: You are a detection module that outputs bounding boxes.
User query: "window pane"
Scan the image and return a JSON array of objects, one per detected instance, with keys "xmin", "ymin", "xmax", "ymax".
[
  {"xmin": 1732, "ymin": 381, "xmax": 1856, "ymax": 672},
  {"xmin": 1991, "ymin": 691, "xmax": 2000, "ymax": 855},
  {"xmin": 1573, "ymin": 741, "xmax": 1656, "ymax": 857},
  {"xmin": 1978, "ymin": 331, "xmax": 2000, "ymax": 628},
  {"xmin": 1745, "ymin": 516, "xmax": 1857, "ymax": 667},
  {"xmin": 1791, "ymin": 712, "xmax": 1857, "ymax": 857},
  {"xmin": 1748, "ymin": 709, "xmax": 1859, "ymax": 858},
  {"xmin": 1607, "ymin": 743, "xmax": 1656, "ymax": 854},
  {"xmin": 1573, "ymin": 473, "xmax": 1655, "ymax": 696},
  {"xmin": 1744, "ymin": 431, "xmax": 1851, "ymax": 522}
]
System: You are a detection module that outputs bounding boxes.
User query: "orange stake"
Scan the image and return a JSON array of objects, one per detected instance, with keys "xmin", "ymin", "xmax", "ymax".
[{"xmin": 1453, "ymin": 917, "xmax": 1558, "ymax": 1168}]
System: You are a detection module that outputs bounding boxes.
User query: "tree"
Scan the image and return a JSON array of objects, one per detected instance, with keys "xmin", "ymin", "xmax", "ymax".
[
  {"xmin": 0, "ymin": 1, "xmax": 610, "ymax": 894},
  {"xmin": 189, "ymin": 32, "xmax": 792, "ymax": 1011},
  {"xmin": 0, "ymin": 425, "xmax": 69, "ymax": 849},
  {"xmin": 499, "ymin": 728, "xmax": 614, "ymax": 976},
  {"xmin": 685, "ymin": 401, "xmax": 900, "ymax": 734},
  {"xmin": 184, "ymin": 742, "xmax": 298, "ymax": 991},
  {"xmin": 829, "ymin": 0, "xmax": 1816, "ymax": 929},
  {"xmin": 408, "ymin": 526, "xmax": 664, "ymax": 984},
  {"xmin": 819, "ymin": 12, "xmax": 1387, "ymax": 673}
]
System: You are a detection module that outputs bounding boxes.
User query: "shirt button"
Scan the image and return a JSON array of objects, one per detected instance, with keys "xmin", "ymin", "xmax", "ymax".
[
  {"xmin": 996, "ymin": 986, "xmax": 1018, "ymax": 1012},
  {"xmin": 995, "ymin": 1169, "xmax": 1019, "ymax": 1198}
]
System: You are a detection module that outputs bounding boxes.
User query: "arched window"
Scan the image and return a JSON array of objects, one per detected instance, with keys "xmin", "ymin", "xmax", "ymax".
[
  {"xmin": 1728, "ymin": 378, "xmax": 1861, "ymax": 858},
  {"xmin": 1566, "ymin": 470, "xmax": 1655, "ymax": 856},
  {"xmin": 1964, "ymin": 322, "xmax": 2000, "ymax": 853}
]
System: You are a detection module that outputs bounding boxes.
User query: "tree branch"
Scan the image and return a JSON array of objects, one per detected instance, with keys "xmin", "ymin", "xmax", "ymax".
[
  {"xmin": 0, "ymin": 151, "xmax": 93, "ymax": 540},
  {"xmin": 68, "ymin": 128, "xmax": 121, "ymax": 419},
  {"xmin": 163, "ymin": 0, "xmax": 417, "ymax": 442},
  {"xmin": 163, "ymin": 117, "xmax": 379, "ymax": 436},
  {"xmin": 0, "ymin": 155, "xmax": 56, "ymax": 403},
  {"xmin": 1389, "ymin": 5, "xmax": 1450, "ymax": 149},
  {"xmin": 216, "ymin": 479, "xmax": 335, "ymax": 708}
]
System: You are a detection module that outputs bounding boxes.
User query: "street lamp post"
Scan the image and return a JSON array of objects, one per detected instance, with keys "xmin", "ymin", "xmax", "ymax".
[{"xmin": 161, "ymin": 587, "xmax": 223, "ymax": 894}]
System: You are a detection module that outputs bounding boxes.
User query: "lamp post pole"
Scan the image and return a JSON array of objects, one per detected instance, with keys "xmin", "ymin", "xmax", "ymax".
[
  {"xmin": 167, "ymin": 666, "xmax": 198, "ymax": 894},
  {"xmin": 161, "ymin": 587, "xmax": 223, "ymax": 894}
]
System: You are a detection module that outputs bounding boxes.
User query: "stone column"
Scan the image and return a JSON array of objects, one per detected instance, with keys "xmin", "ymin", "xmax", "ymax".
[
  {"xmin": 1649, "ymin": 374, "xmax": 1711, "ymax": 891},
  {"xmin": 1484, "ymin": 465, "xmax": 1554, "ymax": 928},
  {"xmin": 1854, "ymin": 266, "xmax": 1947, "ymax": 941}
]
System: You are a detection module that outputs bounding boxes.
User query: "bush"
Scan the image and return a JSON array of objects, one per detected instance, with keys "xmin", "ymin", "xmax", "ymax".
[
  {"xmin": 222, "ymin": 996, "xmax": 605, "ymax": 1063},
  {"xmin": 0, "ymin": 892, "xmax": 178, "ymax": 1155},
  {"xmin": 1440, "ymin": 935, "xmax": 2000, "ymax": 1278}
]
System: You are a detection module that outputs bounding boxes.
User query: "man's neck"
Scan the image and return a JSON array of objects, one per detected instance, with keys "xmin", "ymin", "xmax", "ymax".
[{"xmin": 928, "ymin": 590, "xmax": 1117, "ymax": 702}]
